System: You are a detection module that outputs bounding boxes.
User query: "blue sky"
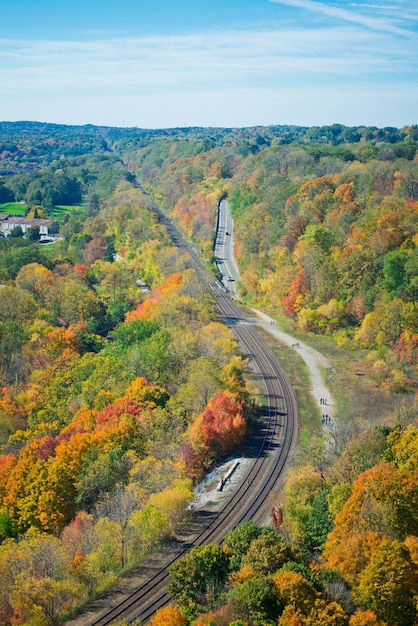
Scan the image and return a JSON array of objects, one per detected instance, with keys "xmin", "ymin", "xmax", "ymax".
[{"xmin": 1, "ymin": 0, "xmax": 417, "ymax": 128}]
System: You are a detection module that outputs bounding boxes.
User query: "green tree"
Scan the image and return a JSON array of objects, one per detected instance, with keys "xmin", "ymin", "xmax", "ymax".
[
  {"xmin": 0, "ymin": 243, "xmax": 45, "ymax": 281},
  {"xmin": 128, "ymin": 504, "xmax": 169, "ymax": 557},
  {"xmin": 168, "ymin": 356, "xmax": 222, "ymax": 420},
  {"xmin": 9, "ymin": 225, "xmax": 23, "ymax": 238},
  {"xmin": 330, "ymin": 430, "xmax": 387, "ymax": 484},
  {"xmin": 126, "ymin": 330, "xmax": 170, "ymax": 385},
  {"xmin": 242, "ymin": 531, "xmax": 297, "ymax": 576},
  {"xmin": 283, "ymin": 464, "xmax": 324, "ymax": 541},
  {"xmin": 0, "ymin": 321, "xmax": 28, "ymax": 384},
  {"xmin": 76, "ymin": 449, "xmax": 132, "ymax": 511},
  {"xmin": 59, "ymin": 278, "xmax": 100, "ymax": 324},
  {"xmin": 304, "ymin": 490, "xmax": 333, "ymax": 552},
  {"xmin": 110, "ymin": 318, "xmax": 159, "ymax": 349},
  {"xmin": 383, "ymin": 249, "xmax": 408, "ymax": 294},
  {"xmin": 227, "ymin": 576, "xmax": 282, "ymax": 626},
  {"xmin": 87, "ymin": 516, "xmax": 122, "ymax": 576},
  {"xmin": 168, "ymin": 544, "xmax": 230, "ymax": 619},
  {"xmin": 355, "ymin": 539, "xmax": 418, "ymax": 626},
  {"xmin": 0, "ymin": 286, "xmax": 38, "ymax": 326},
  {"xmin": 0, "ymin": 179, "xmax": 13, "ymax": 203},
  {"xmin": 26, "ymin": 225, "xmax": 41, "ymax": 241},
  {"xmin": 223, "ymin": 521, "xmax": 265, "ymax": 571},
  {"xmin": 95, "ymin": 260, "xmax": 135, "ymax": 307}
]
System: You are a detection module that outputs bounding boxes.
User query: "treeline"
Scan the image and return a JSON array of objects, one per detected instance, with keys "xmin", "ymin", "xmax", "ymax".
[
  {"xmin": 107, "ymin": 122, "xmax": 418, "ymax": 155},
  {"xmin": 0, "ymin": 122, "xmax": 109, "ymax": 175},
  {"xmin": 109, "ymin": 124, "xmax": 418, "ymax": 394},
  {"xmin": 2, "ymin": 120, "xmax": 416, "ymax": 190}
]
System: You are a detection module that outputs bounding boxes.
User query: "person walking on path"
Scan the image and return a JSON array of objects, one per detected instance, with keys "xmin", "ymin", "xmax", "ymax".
[{"xmin": 250, "ymin": 309, "xmax": 333, "ymax": 428}]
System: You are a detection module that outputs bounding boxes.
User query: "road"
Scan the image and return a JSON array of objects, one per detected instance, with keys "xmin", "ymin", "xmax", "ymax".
[
  {"xmin": 74, "ymin": 199, "xmax": 299, "ymax": 626},
  {"xmin": 214, "ymin": 198, "xmax": 240, "ymax": 297}
]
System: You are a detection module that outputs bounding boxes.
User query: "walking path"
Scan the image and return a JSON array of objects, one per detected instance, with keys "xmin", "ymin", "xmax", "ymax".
[
  {"xmin": 250, "ymin": 309, "xmax": 334, "ymax": 427},
  {"xmin": 216, "ymin": 198, "xmax": 333, "ymax": 426}
]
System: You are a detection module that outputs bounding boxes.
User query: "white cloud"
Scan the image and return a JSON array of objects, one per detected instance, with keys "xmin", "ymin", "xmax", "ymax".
[
  {"xmin": 269, "ymin": 0, "xmax": 415, "ymax": 35},
  {"xmin": 0, "ymin": 3, "xmax": 416, "ymax": 128},
  {"xmin": 0, "ymin": 23, "xmax": 414, "ymax": 96}
]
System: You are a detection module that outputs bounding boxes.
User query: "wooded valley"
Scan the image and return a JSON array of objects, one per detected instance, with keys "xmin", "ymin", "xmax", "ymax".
[{"xmin": 0, "ymin": 121, "xmax": 416, "ymax": 626}]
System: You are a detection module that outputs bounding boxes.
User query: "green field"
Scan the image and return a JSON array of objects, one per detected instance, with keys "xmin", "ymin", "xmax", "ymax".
[
  {"xmin": 51, "ymin": 204, "xmax": 85, "ymax": 219},
  {"xmin": 0, "ymin": 202, "xmax": 28, "ymax": 215},
  {"xmin": 0, "ymin": 203, "xmax": 85, "ymax": 221}
]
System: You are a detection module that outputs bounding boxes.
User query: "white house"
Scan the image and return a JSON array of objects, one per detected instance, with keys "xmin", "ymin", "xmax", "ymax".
[{"xmin": 0, "ymin": 214, "xmax": 56, "ymax": 238}]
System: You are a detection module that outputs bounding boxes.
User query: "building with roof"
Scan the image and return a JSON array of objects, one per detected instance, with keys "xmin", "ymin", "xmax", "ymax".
[{"xmin": 0, "ymin": 214, "xmax": 57, "ymax": 238}]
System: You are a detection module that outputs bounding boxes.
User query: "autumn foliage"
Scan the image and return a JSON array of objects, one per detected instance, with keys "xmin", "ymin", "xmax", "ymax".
[
  {"xmin": 0, "ymin": 121, "xmax": 417, "ymax": 624},
  {"xmin": 186, "ymin": 391, "xmax": 247, "ymax": 473},
  {"xmin": 0, "ymin": 250, "xmax": 249, "ymax": 622}
]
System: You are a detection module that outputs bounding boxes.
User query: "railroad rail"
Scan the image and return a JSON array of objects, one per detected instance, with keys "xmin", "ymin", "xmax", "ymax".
[{"xmin": 85, "ymin": 202, "xmax": 299, "ymax": 625}]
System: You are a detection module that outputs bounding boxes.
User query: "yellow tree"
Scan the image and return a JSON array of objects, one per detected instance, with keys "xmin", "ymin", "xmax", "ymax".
[
  {"xmin": 325, "ymin": 532, "xmax": 384, "ymax": 588},
  {"xmin": 86, "ymin": 517, "xmax": 122, "ymax": 576},
  {"xmin": 149, "ymin": 604, "xmax": 187, "ymax": 626},
  {"xmin": 15, "ymin": 262, "xmax": 54, "ymax": 305},
  {"xmin": 147, "ymin": 479, "xmax": 193, "ymax": 536},
  {"xmin": 0, "ymin": 286, "xmax": 38, "ymax": 326},
  {"xmin": 128, "ymin": 504, "xmax": 169, "ymax": 557},
  {"xmin": 3, "ymin": 438, "xmax": 48, "ymax": 531},
  {"xmin": 272, "ymin": 570, "xmax": 318, "ymax": 615},
  {"xmin": 0, "ymin": 532, "xmax": 78, "ymax": 626},
  {"xmin": 324, "ymin": 458, "xmax": 418, "ymax": 567},
  {"xmin": 282, "ymin": 464, "xmax": 324, "ymax": 540},
  {"xmin": 304, "ymin": 599, "xmax": 349, "ymax": 626},
  {"xmin": 349, "ymin": 610, "xmax": 385, "ymax": 626},
  {"xmin": 11, "ymin": 573, "xmax": 80, "ymax": 626},
  {"xmin": 355, "ymin": 539, "xmax": 418, "ymax": 626},
  {"xmin": 279, "ymin": 600, "xmax": 349, "ymax": 626}
]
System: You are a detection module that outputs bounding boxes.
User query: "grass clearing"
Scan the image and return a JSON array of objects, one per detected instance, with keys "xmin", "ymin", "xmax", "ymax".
[
  {"xmin": 0, "ymin": 203, "xmax": 85, "ymax": 221},
  {"xmin": 0, "ymin": 202, "xmax": 28, "ymax": 215},
  {"xmin": 264, "ymin": 308, "xmax": 401, "ymax": 428},
  {"xmin": 39, "ymin": 240, "xmax": 65, "ymax": 261},
  {"xmin": 255, "ymin": 326, "xmax": 324, "ymax": 463},
  {"xmin": 51, "ymin": 204, "xmax": 85, "ymax": 220},
  {"xmin": 244, "ymin": 305, "xmax": 412, "ymax": 466}
]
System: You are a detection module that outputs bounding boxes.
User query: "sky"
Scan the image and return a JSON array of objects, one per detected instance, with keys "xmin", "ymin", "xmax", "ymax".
[{"xmin": 1, "ymin": 0, "xmax": 417, "ymax": 129}]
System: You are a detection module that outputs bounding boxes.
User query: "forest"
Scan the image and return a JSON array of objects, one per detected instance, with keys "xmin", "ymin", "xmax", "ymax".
[{"xmin": 0, "ymin": 121, "xmax": 416, "ymax": 626}]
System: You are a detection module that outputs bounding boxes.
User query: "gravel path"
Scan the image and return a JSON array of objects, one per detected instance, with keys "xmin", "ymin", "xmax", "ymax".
[{"xmin": 250, "ymin": 309, "xmax": 334, "ymax": 427}]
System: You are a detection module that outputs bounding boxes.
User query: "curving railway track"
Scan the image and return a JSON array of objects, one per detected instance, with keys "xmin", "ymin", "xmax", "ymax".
[{"xmin": 85, "ymin": 203, "xmax": 299, "ymax": 626}]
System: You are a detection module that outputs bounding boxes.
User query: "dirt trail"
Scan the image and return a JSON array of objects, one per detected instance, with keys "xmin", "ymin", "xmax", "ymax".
[{"xmin": 250, "ymin": 309, "xmax": 334, "ymax": 426}]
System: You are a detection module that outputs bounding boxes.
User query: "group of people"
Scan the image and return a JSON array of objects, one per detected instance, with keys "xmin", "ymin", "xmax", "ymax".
[
  {"xmin": 320, "ymin": 398, "xmax": 333, "ymax": 427},
  {"xmin": 321, "ymin": 414, "xmax": 333, "ymax": 426}
]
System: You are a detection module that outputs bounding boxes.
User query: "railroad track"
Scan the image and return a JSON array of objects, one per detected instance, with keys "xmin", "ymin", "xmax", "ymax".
[{"xmin": 86, "ymin": 202, "xmax": 298, "ymax": 625}]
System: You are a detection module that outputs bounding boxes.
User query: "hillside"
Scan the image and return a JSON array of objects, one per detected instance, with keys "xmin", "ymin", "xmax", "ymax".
[
  {"xmin": 104, "ymin": 123, "xmax": 418, "ymax": 397},
  {"xmin": 0, "ymin": 121, "xmax": 416, "ymax": 626}
]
